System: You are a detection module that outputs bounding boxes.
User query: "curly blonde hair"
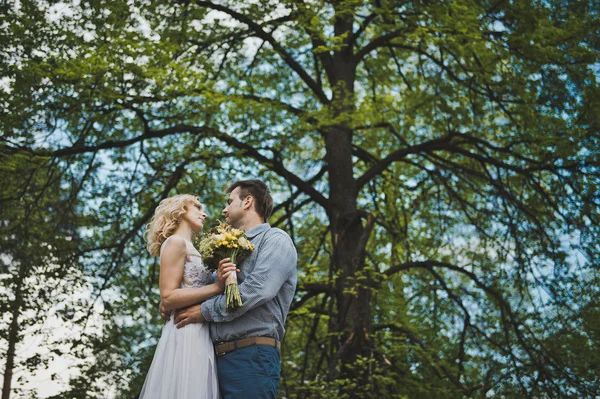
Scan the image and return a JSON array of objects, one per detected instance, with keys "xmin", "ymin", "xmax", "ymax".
[{"xmin": 146, "ymin": 194, "xmax": 200, "ymax": 257}]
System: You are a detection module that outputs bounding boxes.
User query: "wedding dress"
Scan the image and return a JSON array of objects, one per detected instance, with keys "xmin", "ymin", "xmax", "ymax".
[{"xmin": 139, "ymin": 236, "xmax": 219, "ymax": 399}]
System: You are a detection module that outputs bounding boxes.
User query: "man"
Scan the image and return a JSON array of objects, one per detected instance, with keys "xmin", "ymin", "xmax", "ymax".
[{"xmin": 164, "ymin": 179, "xmax": 298, "ymax": 398}]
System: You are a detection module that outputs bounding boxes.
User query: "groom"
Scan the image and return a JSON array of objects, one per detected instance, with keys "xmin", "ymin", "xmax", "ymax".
[{"xmin": 166, "ymin": 179, "xmax": 298, "ymax": 398}]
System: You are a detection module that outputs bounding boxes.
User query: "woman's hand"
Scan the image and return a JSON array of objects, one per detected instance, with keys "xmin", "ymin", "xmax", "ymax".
[{"xmin": 159, "ymin": 301, "xmax": 170, "ymax": 322}]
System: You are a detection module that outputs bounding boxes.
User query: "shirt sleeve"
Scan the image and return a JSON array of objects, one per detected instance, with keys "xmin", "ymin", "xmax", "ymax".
[{"xmin": 201, "ymin": 229, "xmax": 297, "ymax": 323}]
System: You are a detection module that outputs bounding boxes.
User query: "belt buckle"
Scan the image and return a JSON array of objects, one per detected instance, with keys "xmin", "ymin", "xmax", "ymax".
[{"xmin": 216, "ymin": 342, "xmax": 227, "ymax": 356}]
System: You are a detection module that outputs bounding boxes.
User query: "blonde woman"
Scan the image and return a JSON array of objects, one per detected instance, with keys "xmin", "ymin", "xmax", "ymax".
[{"xmin": 140, "ymin": 194, "xmax": 232, "ymax": 399}]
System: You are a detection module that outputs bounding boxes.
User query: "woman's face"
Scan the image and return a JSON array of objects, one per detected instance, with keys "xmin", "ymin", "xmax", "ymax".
[{"xmin": 182, "ymin": 200, "xmax": 208, "ymax": 232}]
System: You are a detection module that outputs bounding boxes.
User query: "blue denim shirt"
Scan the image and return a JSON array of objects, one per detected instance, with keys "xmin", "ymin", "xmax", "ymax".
[{"xmin": 201, "ymin": 223, "xmax": 298, "ymax": 343}]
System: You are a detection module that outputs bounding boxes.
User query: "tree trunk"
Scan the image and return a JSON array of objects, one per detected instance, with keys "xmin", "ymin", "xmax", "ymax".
[
  {"xmin": 2, "ymin": 274, "xmax": 23, "ymax": 399},
  {"xmin": 320, "ymin": 8, "xmax": 384, "ymax": 395},
  {"xmin": 323, "ymin": 11, "xmax": 377, "ymax": 392},
  {"xmin": 325, "ymin": 123, "xmax": 376, "ymax": 395}
]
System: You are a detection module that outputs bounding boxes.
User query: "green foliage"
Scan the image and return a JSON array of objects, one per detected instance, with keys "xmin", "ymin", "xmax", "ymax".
[
  {"xmin": 0, "ymin": 152, "xmax": 89, "ymax": 397},
  {"xmin": 1, "ymin": 0, "xmax": 599, "ymax": 398}
]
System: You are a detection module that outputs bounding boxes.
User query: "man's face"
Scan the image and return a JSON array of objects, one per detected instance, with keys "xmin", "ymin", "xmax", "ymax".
[{"xmin": 223, "ymin": 187, "xmax": 245, "ymax": 228}]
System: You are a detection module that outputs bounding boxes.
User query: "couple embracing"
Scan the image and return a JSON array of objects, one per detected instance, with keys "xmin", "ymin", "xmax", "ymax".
[{"xmin": 140, "ymin": 179, "xmax": 298, "ymax": 399}]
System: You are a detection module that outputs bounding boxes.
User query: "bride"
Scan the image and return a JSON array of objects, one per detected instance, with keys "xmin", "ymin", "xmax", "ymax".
[{"xmin": 140, "ymin": 194, "xmax": 229, "ymax": 399}]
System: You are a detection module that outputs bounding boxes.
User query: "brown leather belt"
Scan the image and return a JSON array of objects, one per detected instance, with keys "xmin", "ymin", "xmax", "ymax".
[{"xmin": 215, "ymin": 336, "xmax": 280, "ymax": 356}]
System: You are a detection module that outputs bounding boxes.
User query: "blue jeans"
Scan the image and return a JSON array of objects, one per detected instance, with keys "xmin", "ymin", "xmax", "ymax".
[{"xmin": 216, "ymin": 345, "xmax": 280, "ymax": 399}]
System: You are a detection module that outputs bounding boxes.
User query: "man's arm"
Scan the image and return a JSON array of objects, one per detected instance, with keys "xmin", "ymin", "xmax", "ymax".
[
  {"xmin": 173, "ymin": 303, "xmax": 206, "ymax": 327},
  {"xmin": 201, "ymin": 230, "xmax": 297, "ymax": 323}
]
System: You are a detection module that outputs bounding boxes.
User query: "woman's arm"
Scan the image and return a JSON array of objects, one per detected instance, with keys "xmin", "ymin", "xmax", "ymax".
[{"xmin": 159, "ymin": 236, "xmax": 223, "ymax": 312}]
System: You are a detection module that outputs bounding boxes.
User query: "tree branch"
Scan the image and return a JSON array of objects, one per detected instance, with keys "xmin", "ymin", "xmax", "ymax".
[
  {"xmin": 12, "ymin": 121, "xmax": 332, "ymax": 212},
  {"xmin": 272, "ymin": 164, "xmax": 327, "ymax": 216},
  {"xmin": 193, "ymin": 1, "xmax": 329, "ymax": 104},
  {"xmin": 9, "ymin": 124, "xmax": 204, "ymax": 158},
  {"xmin": 356, "ymin": 133, "xmax": 456, "ymax": 190},
  {"xmin": 217, "ymin": 133, "xmax": 332, "ymax": 212},
  {"xmin": 356, "ymin": 27, "xmax": 408, "ymax": 61}
]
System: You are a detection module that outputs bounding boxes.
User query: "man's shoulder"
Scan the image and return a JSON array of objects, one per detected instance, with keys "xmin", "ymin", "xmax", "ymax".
[
  {"xmin": 266, "ymin": 226, "xmax": 292, "ymax": 240},
  {"xmin": 268, "ymin": 226, "xmax": 289, "ymax": 236},
  {"xmin": 264, "ymin": 227, "xmax": 296, "ymax": 248},
  {"xmin": 263, "ymin": 227, "xmax": 297, "ymax": 269}
]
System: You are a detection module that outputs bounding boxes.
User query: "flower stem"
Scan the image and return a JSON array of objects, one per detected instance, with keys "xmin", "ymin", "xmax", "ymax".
[{"xmin": 225, "ymin": 282, "xmax": 242, "ymax": 312}]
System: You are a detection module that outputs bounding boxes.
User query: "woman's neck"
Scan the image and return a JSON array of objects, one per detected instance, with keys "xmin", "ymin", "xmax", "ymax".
[{"xmin": 173, "ymin": 222, "xmax": 193, "ymax": 241}]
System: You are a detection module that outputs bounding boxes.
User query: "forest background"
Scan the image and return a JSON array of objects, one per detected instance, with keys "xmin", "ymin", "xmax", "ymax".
[{"xmin": 1, "ymin": 0, "xmax": 599, "ymax": 398}]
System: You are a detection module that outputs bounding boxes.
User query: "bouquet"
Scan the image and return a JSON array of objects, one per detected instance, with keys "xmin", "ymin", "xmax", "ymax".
[{"xmin": 197, "ymin": 221, "xmax": 255, "ymax": 312}]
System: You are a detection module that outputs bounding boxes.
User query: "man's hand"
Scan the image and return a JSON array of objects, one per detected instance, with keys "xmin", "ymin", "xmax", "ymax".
[
  {"xmin": 174, "ymin": 304, "xmax": 205, "ymax": 329},
  {"xmin": 159, "ymin": 301, "xmax": 170, "ymax": 322},
  {"xmin": 217, "ymin": 257, "xmax": 239, "ymax": 291}
]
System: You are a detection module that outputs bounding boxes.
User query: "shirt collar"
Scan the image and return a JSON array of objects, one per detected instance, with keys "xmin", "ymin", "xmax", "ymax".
[{"xmin": 246, "ymin": 223, "xmax": 270, "ymax": 239}]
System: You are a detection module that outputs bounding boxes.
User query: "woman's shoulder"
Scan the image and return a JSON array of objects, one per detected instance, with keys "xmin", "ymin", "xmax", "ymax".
[{"xmin": 160, "ymin": 235, "xmax": 188, "ymax": 255}]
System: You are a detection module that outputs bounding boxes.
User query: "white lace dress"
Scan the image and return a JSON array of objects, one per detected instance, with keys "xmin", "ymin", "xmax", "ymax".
[{"xmin": 139, "ymin": 236, "xmax": 219, "ymax": 399}]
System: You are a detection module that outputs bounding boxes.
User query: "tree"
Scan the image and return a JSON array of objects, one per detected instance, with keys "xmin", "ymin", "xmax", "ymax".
[
  {"xmin": 0, "ymin": 152, "xmax": 89, "ymax": 399},
  {"xmin": 2, "ymin": 0, "xmax": 599, "ymax": 397}
]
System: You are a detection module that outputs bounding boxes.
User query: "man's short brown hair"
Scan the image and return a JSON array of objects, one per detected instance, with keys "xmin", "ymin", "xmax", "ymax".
[{"xmin": 226, "ymin": 179, "xmax": 274, "ymax": 222}]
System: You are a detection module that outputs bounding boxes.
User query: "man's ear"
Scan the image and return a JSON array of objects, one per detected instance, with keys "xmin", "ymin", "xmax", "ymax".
[{"xmin": 243, "ymin": 195, "xmax": 253, "ymax": 211}]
